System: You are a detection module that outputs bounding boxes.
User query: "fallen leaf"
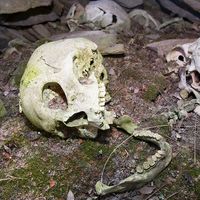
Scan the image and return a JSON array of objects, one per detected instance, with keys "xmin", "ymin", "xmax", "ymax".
[
  {"xmin": 139, "ymin": 186, "xmax": 155, "ymax": 195},
  {"xmin": 67, "ymin": 190, "xmax": 75, "ymax": 200},
  {"xmin": 49, "ymin": 178, "xmax": 56, "ymax": 188}
]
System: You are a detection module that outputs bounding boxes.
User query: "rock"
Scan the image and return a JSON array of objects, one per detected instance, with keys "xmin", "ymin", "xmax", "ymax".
[
  {"xmin": 0, "ymin": 99, "xmax": 6, "ymax": 119},
  {"xmin": 157, "ymin": 0, "xmax": 200, "ymax": 22},
  {"xmin": 32, "ymin": 24, "xmax": 51, "ymax": 38},
  {"xmin": 183, "ymin": 0, "xmax": 200, "ymax": 12},
  {"xmin": 53, "ymin": 0, "xmax": 64, "ymax": 16},
  {"xmin": 0, "ymin": 33, "xmax": 10, "ymax": 52},
  {"xmin": 1, "ymin": 7, "xmax": 59, "ymax": 26},
  {"xmin": 50, "ymin": 30, "xmax": 125, "ymax": 55},
  {"xmin": 146, "ymin": 39, "xmax": 196, "ymax": 57},
  {"xmin": 113, "ymin": 0, "xmax": 143, "ymax": 9},
  {"xmin": 0, "ymin": 0, "xmax": 52, "ymax": 14}
]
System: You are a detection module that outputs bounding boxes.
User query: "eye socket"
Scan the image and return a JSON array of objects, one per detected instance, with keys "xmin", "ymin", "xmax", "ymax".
[{"xmin": 178, "ymin": 55, "xmax": 185, "ymax": 62}]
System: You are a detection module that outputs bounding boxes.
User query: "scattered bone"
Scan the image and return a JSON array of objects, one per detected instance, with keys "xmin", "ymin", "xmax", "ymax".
[
  {"xmin": 146, "ymin": 39, "xmax": 196, "ymax": 57},
  {"xmin": 129, "ymin": 9, "xmax": 159, "ymax": 30},
  {"xmin": 66, "ymin": 0, "xmax": 131, "ymax": 32},
  {"xmin": 50, "ymin": 30, "xmax": 125, "ymax": 55},
  {"xmin": 194, "ymin": 105, "xmax": 200, "ymax": 116}
]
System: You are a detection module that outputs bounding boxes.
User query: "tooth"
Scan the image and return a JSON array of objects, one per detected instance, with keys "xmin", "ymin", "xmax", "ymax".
[
  {"xmin": 143, "ymin": 161, "xmax": 150, "ymax": 170},
  {"xmin": 99, "ymin": 97, "xmax": 105, "ymax": 102},
  {"xmin": 99, "ymin": 90, "xmax": 106, "ymax": 97},
  {"xmin": 152, "ymin": 155, "xmax": 157, "ymax": 162},
  {"xmin": 155, "ymin": 152, "xmax": 162, "ymax": 158},
  {"xmin": 99, "ymin": 107, "xmax": 105, "ymax": 111},
  {"xmin": 148, "ymin": 158, "xmax": 156, "ymax": 166},
  {"xmin": 157, "ymin": 150, "xmax": 165, "ymax": 156},
  {"xmin": 136, "ymin": 165, "xmax": 143, "ymax": 174},
  {"xmin": 99, "ymin": 102, "xmax": 105, "ymax": 106}
]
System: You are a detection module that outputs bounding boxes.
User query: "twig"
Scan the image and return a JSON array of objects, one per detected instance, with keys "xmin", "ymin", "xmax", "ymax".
[
  {"xmin": 194, "ymin": 116, "xmax": 197, "ymax": 164},
  {"xmin": 144, "ymin": 184, "xmax": 167, "ymax": 200},
  {"xmin": 165, "ymin": 191, "xmax": 179, "ymax": 200},
  {"xmin": 0, "ymin": 178, "xmax": 12, "ymax": 182},
  {"xmin": 0, "ymin": 175, "xmax": 26, "ymax": 182},
  {"xmin": 159, "ymin": 18, "xmax": 182, "ymax": 30},
  {"xmin": 100, "ymin": 134, "xmax": 135, "ymax": 182}
]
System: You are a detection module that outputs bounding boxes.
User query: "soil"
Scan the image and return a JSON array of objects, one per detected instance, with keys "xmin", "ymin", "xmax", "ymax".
[{"xmin": 0, "ymin": 12, "xmax": 200, "ymax": 200}]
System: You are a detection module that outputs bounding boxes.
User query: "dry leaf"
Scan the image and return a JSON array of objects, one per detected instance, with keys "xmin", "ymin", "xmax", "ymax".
[
  {"xmin": 49, "ymin": 178, "xmax": 56, "ymax": 188},
  {"xmin": 139, "ymin": 186, "xmax": 155, "ymax": 195},
  {"xmin": 67, "ymin": 190, "xmax": 75, "ymax": 200}
]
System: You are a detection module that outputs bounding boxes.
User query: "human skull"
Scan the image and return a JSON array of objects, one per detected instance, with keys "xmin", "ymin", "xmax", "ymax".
[
  {"xmin": 66, "ymin": 0, "xmax": 131, "ymax": 32},
  {"xmin": 166, "ymin": 38, "xmax": 200, "ymax": 98},
  {"xmin": 20, "ymin": 38, "xmax": 114, "ymax": 138}
]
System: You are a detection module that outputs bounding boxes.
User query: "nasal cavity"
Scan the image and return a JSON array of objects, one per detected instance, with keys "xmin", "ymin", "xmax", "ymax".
[{"xmin": 42, "ymin": 82, "xmax": 68, "ymax": 110}]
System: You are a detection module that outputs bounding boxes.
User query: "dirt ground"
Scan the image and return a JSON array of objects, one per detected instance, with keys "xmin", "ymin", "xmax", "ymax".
[{"xmin": 0, "ymin": 10, "xmax": 200, "ymax": 200}]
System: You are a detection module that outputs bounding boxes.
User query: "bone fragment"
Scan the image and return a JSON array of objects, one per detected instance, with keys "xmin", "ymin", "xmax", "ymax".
[
  {"xmin": 146, "ymin": 39, "xmax": 196, "ymax": 57},
  {"xmin": 49, "ymin": 30, "xmax": 125, "ymax": 55},
  {"xmin": 96, "ymin": 115, "xmax": 172, "ymax": 196}
]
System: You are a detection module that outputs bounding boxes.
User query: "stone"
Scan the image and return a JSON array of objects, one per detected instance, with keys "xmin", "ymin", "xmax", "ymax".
[
  {"xmin": 53, "ymin": 0, "xmax": 64, "ymax": 16},
  {"xmin": 1, "ymin": 8, "xmax": 58, "ymax": 26},
  {"xmin": 32, "ymin": 24, "xmax": 51, "ymax": 38},
  {"xmin": 0, "ymin": 0, "xmax": 52, "ymax": 14},
  {"xmin": 113, "ymin": 0, "xmax": 143, "ymax": 9},
  {"xmin": 0, "ymin": 32, "xmax": 10, "ymax": 52},
  {"xmin": 157, "ymin": 0, "xmax": 199, "ymax": 22}
]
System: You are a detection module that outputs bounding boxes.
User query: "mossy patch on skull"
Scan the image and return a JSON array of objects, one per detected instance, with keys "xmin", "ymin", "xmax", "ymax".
[{"xmin": 20, "ymin": 65, "xmax": 40, "ymax": 88}]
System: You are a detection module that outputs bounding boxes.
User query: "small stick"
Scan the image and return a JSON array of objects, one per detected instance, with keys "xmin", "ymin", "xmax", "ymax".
[
  {"xmin": 144, "ymin": 184, "xmax": 167, "ymax": 200},
  {"xmin": 194, "ymin": 116, "xmax": 197, "ymax": 164},
  {"xmin": 165, "ymin": 191, "xmax": 179, "ymax": 200}
]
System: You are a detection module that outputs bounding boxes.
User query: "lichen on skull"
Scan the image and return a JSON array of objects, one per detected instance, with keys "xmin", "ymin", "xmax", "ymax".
[{"xmin": 20, "ymin": 38, "xmax": 114, "ymax": 138}]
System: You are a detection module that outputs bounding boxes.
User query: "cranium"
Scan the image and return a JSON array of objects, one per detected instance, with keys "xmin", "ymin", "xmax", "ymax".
[
  {"xmin": 66, "ymin": 0, "xmax": 131, "ymax": 32},
  {"xmin": 20, "ymin": 38, "xmax": 114, "ymax": 138},
  {"xmin": 166, "ymin": 38, "xmax": 200, "ymax": 99},
  {"xmin": 20, "ymin": 38, "xmax": 172, "ymax": 196}
]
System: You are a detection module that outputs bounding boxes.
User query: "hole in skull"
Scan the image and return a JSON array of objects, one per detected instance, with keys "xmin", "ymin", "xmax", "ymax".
[
  {"xmin": 190, "ymin": 71, "xmax": 200, "ymax": 89},
  {"xmin": 42, "ymin": 82, "xmax": 68, "ymax": 110},
  {"xmin": 112, "ymin": 15, "xmax": 117, "ymax": 23},
  {"xmin": 65, "ymin": 111, "xmax": 87, "ymax": 125},
  {"xmin": 178, "ymin": 55, "xmax": 185, "ymax": 62}
]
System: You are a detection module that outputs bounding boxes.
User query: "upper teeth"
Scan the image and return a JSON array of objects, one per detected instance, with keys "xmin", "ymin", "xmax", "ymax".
[{"xmin": 98, "ymin": 83, "xmax": 106, "ymax": 110}]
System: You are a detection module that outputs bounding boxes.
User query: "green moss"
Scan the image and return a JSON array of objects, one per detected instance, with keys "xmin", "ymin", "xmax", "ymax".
[
  {"xmin": 0, "ymin": 99, "xmax": 6, "ymax": 118},
  {"xmin": 151, "ymin": 115, "xmax": 170, "ymax": 136},
  {"xmin": 143, "ymin": 75, "xmax": 168, "ymax": 102},
  {"xmin": 80, "ymin": 139, "xmax": 113, "ymax": 160},
  {"xmin": 154, "ymin": 147, "xmax": 200, "ymax": 199},
  {"xmin": 20, "ymin": 65, "xmax": 40, "ymax": 88},
  {"xmin": 0, "ymin": 140, "xmax": 115, "ymax": 199},
  {"xmin": 143, "ymin": 84, "xmax": 159, "ymax": 102},
  {"xmin": 5, "ymin": 133, "xmax": 30, "ymax": 147}
]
